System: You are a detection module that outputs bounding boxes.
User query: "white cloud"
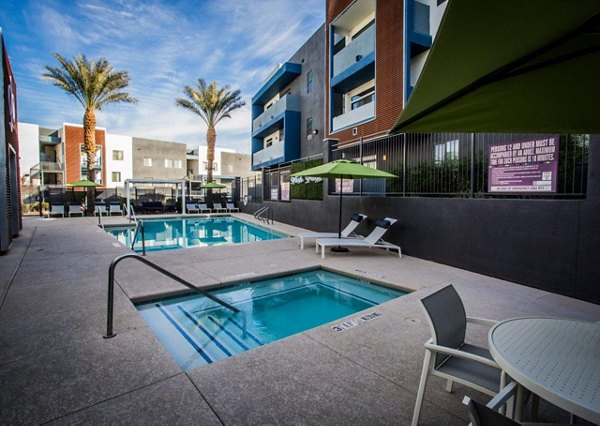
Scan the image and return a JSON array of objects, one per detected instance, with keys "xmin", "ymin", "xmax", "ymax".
[{"xmin": 9, "ymin": 0, "xmax": 325, "ymax": 155}]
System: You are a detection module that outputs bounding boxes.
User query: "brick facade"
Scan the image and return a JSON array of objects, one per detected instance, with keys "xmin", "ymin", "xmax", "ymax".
[{"xmin": 64, "ymin": 124, "xmax": 106, "ymax": 185}]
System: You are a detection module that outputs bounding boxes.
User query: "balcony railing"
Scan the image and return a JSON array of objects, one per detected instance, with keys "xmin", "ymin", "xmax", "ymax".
[
  {"xmin": 332, "ymin": 102, "xmax": 375, "ymax": 132},
  {"xmin": 253, "ymin": 142, "xmax": 285, "ymax": 167},
  {"xmin": 332, "ymin": 24, "xmax": 375, "ymax": 78},
  {"xmin": 252, "ymin": 95, "xmax": 301, "ymax": 132}
]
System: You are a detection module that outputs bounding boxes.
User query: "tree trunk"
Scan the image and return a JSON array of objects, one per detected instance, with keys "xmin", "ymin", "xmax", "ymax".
[
  {"xmin": 83, "ymin": 108, "xmax": 97, "ymax": 215},
  {"xmin": 206, "ymin": 125, "xmax": 216, "ymax": 182}
]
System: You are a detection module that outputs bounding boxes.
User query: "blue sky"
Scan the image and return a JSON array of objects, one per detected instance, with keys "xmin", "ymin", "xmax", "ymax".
[{"xmin": 1, "ymin": 0, "xmax": 324, "ymax": 153}]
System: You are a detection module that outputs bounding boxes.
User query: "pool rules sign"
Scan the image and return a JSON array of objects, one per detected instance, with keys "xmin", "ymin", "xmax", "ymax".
[{"xmin": 488, "ymin": 136, "xmax": 559, "ymax": 193}]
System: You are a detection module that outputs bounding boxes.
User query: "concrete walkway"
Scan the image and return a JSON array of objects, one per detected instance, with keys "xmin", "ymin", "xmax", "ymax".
[{"xmin": 1, "ymin": 214, "xmax": 598, "ymax": 425}]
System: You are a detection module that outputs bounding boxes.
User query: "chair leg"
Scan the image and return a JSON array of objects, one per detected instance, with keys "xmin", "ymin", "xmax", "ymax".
[
  {"xmin": 445, "ymin": 379, "xmax": 453, "ymax": 393},
  {"xmin": 411, "ymin": 349, "xmax": 432, "ymax": 426}
]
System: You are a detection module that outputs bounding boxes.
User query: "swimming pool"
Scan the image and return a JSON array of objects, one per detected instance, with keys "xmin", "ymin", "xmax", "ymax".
[
  {"xmin": 106, "ymin": 216, "xmax": 285, "ymax": 252},
  {"xmin": 136, "ymin": 269, "xmax": 405, "ymax": 371}
]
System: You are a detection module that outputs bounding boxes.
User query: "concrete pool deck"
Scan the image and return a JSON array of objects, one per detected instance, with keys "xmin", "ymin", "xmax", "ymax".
[{"xmin": 1, "ymin": 214, "xmax": 599, "ymax": 424}]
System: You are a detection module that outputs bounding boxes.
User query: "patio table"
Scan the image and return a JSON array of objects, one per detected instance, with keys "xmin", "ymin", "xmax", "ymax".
[{"xmin": 488, "ymin": 317, "xmax": 600, "ymax": 424}]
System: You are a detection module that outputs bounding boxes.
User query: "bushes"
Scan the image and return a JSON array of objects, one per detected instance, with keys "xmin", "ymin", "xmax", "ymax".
[{"xmin": 290, "ymin": 159, "xmax": 323, "ymax": 200}]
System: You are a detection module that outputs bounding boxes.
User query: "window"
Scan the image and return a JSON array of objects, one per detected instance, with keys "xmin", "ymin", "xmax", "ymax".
[
  {"xmin": 143, "ymin": 157, "xmax": 152, "ymax": 167},
  {"xmin": 112, "ymin": 171, "xmax": 121, "ymax": 182},
  {"xmin": 228, "ymin": 164, "xmax": 234, "ymax": 173},
  {"xmin": 164, "ymin": 159, "xmax": 173, "ymax": 168},
  {"xmin": 306, "ymin": 70, "xmax": 313, "ymax": 94},
  {"xmin": 351, "ymin": 87, "xmax": 375, "ymax": 110},
  {"xmin": 306, "ymin": 117, "xmax": 313, "ymax": 135},
  {"xmin": 434, "ymin": 140, "xmax": 459, "ymax": 164},
  {"xmin": 173, "ymin": 159, "xmax": 182, "ymax": 168},
  {"xmin": 266, "ymin": 137, "xmax": 274, "ymax": 148},
  {"xmin": 112, "ymin": 150, "xmax": 124, "ymax": 161}
]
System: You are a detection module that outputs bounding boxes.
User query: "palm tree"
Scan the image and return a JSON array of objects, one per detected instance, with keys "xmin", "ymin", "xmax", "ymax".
[
  {"xmin": 43, "ymin": 53, "xmax": 136, "ymax": 209},
  {"xmin": 176, "ymin": 79, "xmax": 245, "ymax": 183}
]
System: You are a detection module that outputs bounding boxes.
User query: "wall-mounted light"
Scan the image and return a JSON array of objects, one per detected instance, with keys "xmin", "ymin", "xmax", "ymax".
[
  {"xmin": 312, "ymin": 129, "xmax": 319, "ymax": 135},
  {"xmin": 382, "ymin": 154, "xmax": 387, "ymax": 161}
]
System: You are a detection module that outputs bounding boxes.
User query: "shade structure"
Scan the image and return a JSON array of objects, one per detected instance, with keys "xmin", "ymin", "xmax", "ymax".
[
  {"xmin": 391, "ymin": 0, "xmax": 600, "ymax": 134},
  {"xmin": 292, "ymin": 160, "xmax": 396, "ymax": 243},
  {"xmin": 66, "ymin": 179, "xmax": 100, "ymax": 187}
]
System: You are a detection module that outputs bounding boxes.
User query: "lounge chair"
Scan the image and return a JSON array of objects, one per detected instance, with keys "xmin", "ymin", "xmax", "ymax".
[
  {"xmin": 411, "ymin": 285, "xmax": 505, "ymax": 426},
  {"xmin": 186, "ymin": 203, "xmax": 200, "ymax": 214},
  {"xmin": 315, "ymin": 217, "xmax": 401, "ymax": 259},
  {"xmin": 68, "ymin": 204, "xmax": 84, "ymax": 217},
  {"xmin": 47, "ymin": 204, "xmax": 65, "ymax": 218},
  {"xmin": 109, "ymin": 202, "xmax": 123, "ymax": 216},
  {"xmin": 95, "ymin": 204, "xmax": 108, "ymax": 216},
  {"xmin": 298, "ymin": 213, "xmax": 367, "ymax": 249},
  {"xmin": 198, "ymin": 203, "xmax": 212, "ymax": 213},
  {"xmin": 212, "ymin": 202, "xmax": 227, "ymax": 213},
  {"xmin": 226, "ymin": 202, "xmax": 239, "ymax": 213}
]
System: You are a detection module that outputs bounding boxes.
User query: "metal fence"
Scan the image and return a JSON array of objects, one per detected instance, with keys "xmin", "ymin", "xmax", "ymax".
[{"xmin": 330, "ymin": 132, "xmax": 588, "ymax": 198}]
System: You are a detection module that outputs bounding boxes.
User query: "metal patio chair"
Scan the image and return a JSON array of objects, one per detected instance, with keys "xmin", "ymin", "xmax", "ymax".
[
  {"xmin": 68, "ymin": 203, "xmax": 84, "ymax": 217},
  {"xmin": 47, "ymin": 204, "xmax": 65, "ymax": 218},
  {"xmin": 411, "ymin": 284, "xmax": 506, "ymax": 425}
]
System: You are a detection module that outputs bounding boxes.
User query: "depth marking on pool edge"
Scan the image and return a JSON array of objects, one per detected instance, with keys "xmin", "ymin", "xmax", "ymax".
[{"xmin": 332, "ymin": 312, "xmax": 382, "ymax": 332}]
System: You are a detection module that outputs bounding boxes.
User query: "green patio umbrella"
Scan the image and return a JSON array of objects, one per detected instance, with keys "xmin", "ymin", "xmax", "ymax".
[
  {"xmin": 292, "ymin": 159, "xmax": 396, "ymax": 246},
  {"xmin": 200, "ymin": 181, "xmax": 226, "ymax": 189},
  {"xmin": 391, "ymin": 0, "xmax": 600, "ymax": 134},
  {"xmin": 66, "ymin": 179, "xmax": 100, "ymax": 187}
]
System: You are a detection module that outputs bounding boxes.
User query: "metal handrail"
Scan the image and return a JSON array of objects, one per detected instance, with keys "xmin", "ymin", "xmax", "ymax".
[
  {"xmin": 128, "ymin": 204, "xmax": 137, "ymax": 222},
  {"xmin": 104, "ymin": 253, "xmax": 241, "ymax": 338},
  {"xmin": 254, "ymin": 206, "xmax": 273, "ymax": 224},
  {"xmin": 253, "ymin": 206, "xmax": 268, "ymax": 220},
  {"xmin": 97, "ymin": 210, "xmax": 104, "ymax": 230},
  {"xmin": 130, "ymin": 220, "xmax": 146, "ymax": 256}
]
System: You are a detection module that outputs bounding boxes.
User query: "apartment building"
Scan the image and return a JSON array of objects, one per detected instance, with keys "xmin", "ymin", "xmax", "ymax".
[
  {"xmin": 326, "ymin": 0, "xmax": 447, "ymax": 145},
  {"xmin": 251, "ymin": 24, "xmax": 326, "ymax": 172},
  {"xmin": 187, "ymin": 146, "xmax": 252, "ymax": 182},
  {"xmin": 131, "ymin": 137, "xmax": 186, "ymax": 181}
]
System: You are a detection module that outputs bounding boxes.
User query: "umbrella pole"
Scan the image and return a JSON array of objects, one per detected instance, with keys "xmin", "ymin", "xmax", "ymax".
[{"xmin": 332, "ymin": 177, "xmax": 349, "ymax": 253}]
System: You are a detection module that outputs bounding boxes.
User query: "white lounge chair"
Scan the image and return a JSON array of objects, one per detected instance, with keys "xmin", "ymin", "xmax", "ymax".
[
  {"xmin": 226, "ymin": 202, "xmax": 239, "ymax": 213},
  {"xmin": 47, "ymin": 204, "xmax": 65, "ymax": 218},
  {"xmin": 109, "ymin": 203, "xmax": 123, "ymax": 216},
  {"xmin": 198, "ymin": 203, "xmax": 212, "ymax": 213},
  {"xmin": 298, "ymin": 213, "xmax": 367, "ymax": 249},
  {"xmin": 186, "ymin": 203, "xmax": 200, "ymax": 214},
  {"xmin": 68, "ymin": 204, "xmax": 84, "ymax": 217},
  {"xmin": 95, "ymin": 205, "xmax": 107, "ymax": 216},
  {"xmin": 315, "ymin": 217, "xmax": 401, "ymax": 259},
  {"xmin": 213, "ymin": 202, "xmax": 227, "ymax": 213}
]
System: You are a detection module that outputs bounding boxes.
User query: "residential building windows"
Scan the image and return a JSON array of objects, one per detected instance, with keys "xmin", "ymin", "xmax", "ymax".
[
  {"xmin": 173, "ymin": 159, "xmax": 182, "ymax": 168},
  {"xmin": 350, "ymin": 86, "xmax": 375, "ymax": 110},
  {"xmin": 434, "ymin": 140, "xmax": 459, "ymax": 164},
  {"xmin": 203, "ymin": 161, "xmax": 218, "ymax": 172},
  {"xmin": 307, "ymin": 70, "xmax": 313, "ymax": 93},
  {"xmin": 112, "ymin": 171, "xmax": 121, "ymax": 182},
  {"xmin": 165, "ymin": 159, "xmax": 173, "ymax": 168},
  {"xmin": 143, "ymin": 157, "xmax": 152, "ymax": 167},
  {"xmin": 112, "ymin": 150, "xmax": 124, "ymax": 161}
]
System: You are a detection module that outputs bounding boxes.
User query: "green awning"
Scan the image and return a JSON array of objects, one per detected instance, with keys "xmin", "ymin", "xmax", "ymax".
[{"xmin": 391, "ymin": 0, "xmax": 600, "ymax": 134}]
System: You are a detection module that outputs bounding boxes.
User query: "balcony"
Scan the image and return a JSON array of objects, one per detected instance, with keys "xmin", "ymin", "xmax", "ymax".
[
  {"xmin": 253, "ymin": 142, "xmax": 285, "ymax": 168},
  {"xmin": 252, "ymin": 95, "xmax": 301, "ymax": 135},
  {"xmin": 332, "ymin": 102, "xmax": 375, "ymax": 132},
  {"xmin": 408, "ymin": 0, "xmax": 432, "ymax": 57},
  {"xmin": 252, "ymin": 62, "xmax": 301, "ymax": 106},
  {"xmin": 332, "ymin": 24, "xmax": 375, "ymax": 79}
]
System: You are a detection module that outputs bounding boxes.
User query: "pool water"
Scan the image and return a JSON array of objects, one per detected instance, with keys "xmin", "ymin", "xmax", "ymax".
[
  {"xmin": 136, "ymin": 270, "xmax": 405, "ymax": 371},
  {"xmin": 106, "ymin": 216, "xmax": 285, "ymax": 252}
]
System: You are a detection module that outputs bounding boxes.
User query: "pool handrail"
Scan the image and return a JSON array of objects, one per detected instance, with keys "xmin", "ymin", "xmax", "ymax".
[
  {"xmin": 131, "ymin": 219, "xmax": 146, "ymax": 256},
  {"xmin": 104, "ymin": 253, "xmax": 240, "ymax": 338}
]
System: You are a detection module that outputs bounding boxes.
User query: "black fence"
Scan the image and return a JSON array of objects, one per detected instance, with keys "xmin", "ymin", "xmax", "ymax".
[{"xmin": 329, "ymin": 132, "xmax": 588, "ymax": 198}]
